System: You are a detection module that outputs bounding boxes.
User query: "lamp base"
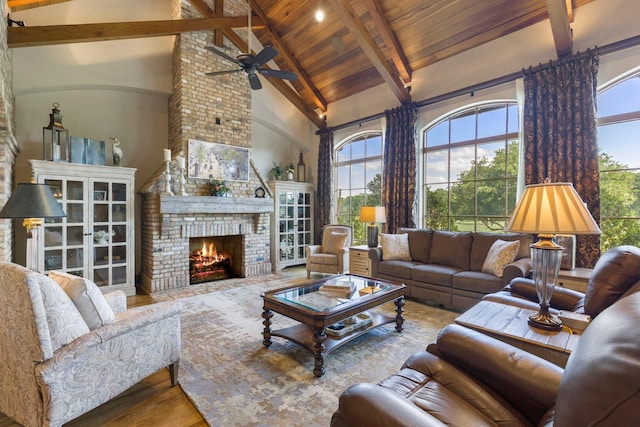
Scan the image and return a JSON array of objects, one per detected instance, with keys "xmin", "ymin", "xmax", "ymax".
[
  {"xmin": 366, "ymin": 225, "xmax": 379, "ymax": 247},
  {"xmin": 528, "ymin": 309, "xmax": 563, "ymax": 331}
]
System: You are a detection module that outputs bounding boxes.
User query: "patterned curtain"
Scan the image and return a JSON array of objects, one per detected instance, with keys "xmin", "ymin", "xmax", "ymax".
[
  {"xmin": 522, "ymin": 49, "xmax": 601, "ymax": 267},
  {"xmin": 383, "ymin": 102, "xmax": 418, "ymax": 234},
  {"xmin": 314, "ymin": 127, "xmax": 334, "ymax": 243}
]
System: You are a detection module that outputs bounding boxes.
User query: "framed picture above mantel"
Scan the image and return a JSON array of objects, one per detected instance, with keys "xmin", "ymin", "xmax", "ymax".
[{"xmin": 187, "ymin": 139, "xmax": 250, "ymax": 182}]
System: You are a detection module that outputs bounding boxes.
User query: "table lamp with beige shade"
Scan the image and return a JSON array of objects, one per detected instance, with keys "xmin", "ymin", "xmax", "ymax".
[
  {"xmin": 504, "ymin": 180, "xmax": 601, "ymax": 330},
  {"xmin": 359, "ymin": 206, "xmax": 386, "ymax": 247}
]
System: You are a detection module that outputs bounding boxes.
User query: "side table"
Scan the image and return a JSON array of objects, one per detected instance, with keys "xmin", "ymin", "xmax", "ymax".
[
  {"xmin": 349, "ymin": 245, "xmax": 372, "ymax": 276},
  {"xmin": 557, "ymin": 267, "xmax": 593, "ymax": 293},
  {"xmin": 455, "ymin": 300, "xmax": 580, "ymax": 367}
]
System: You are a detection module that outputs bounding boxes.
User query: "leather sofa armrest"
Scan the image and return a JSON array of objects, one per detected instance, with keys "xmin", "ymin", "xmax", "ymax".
[
  {"xmin": 368, "ymin": 247, "xmax": 383, "ymax": 276},
  {"xmin": 427, "ymin": 324, "xmax": 562, "ymax": 423},
  {"xmin": 331, "ymin": 383, "xmax": 445, "ymax": 427},
  {"xmin": 511, "ymin": 278, "xmax": 584, "ymax": 311},
  {"xmin": 502, "ymin": 257, "xmax": 532, "ymax": 285}
]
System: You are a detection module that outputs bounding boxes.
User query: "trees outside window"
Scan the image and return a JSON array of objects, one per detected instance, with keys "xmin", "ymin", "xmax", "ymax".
[
  {"xmin": 423, "ymin": 102, "xmax": 519, "ymax": 232},
  {"xmin": 335, "ymin": 132, "xmax": 383, "ymax": 245},
  {"xmin": 597, "ymin": 73, "xmax": 640, "ymax": 252}
]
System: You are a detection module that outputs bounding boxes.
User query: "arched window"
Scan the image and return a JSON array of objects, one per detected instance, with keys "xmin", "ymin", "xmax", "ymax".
[
  {"xmin": 597, "ymin": 72, "xmax": 640, "ymax": 252},
  {"xmin": 422, "ymin": 102, "xmax": 519, "ymax": 232},
  {"xmin": 334, "ymin": 131, "xmax": 383, "ymax": 245}
]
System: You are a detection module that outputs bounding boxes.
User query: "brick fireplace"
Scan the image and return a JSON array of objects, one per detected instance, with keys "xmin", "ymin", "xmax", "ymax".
[{"xmin": 139, "ymin": 194, "xmax": 272, "ymax": 293}]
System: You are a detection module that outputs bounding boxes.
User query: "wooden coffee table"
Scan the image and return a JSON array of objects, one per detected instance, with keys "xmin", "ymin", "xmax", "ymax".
[
  {"xmin": 262, "ymin": 274, "xmax": 405, "ymax": 377},
  {"xmin": 455, "ymin": 300, "xmax": 581, "ymax": 367}
]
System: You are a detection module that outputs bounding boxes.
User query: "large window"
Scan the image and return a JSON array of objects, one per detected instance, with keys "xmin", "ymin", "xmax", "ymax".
[
  {"xmin": 597, "ymin": 73, "xmax": 640, "ymax": 252},
  {"xmin": 335, "ymin": 132, "xmax": 383, "ymax": 245},
  {"xmin": 422, "ymin": 102, "xmax": 519, "ymax": 232}
]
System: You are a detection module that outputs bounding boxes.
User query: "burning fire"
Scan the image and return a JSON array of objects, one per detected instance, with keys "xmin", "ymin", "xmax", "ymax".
[{"xmin": 193, "ymin": 241, "xmax": 227, "ymax": 265}]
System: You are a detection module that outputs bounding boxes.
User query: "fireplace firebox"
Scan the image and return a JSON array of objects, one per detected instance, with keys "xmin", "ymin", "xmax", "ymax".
[{"xmin": 189, "ymin": 235, "xmax": 242, "ymax": 284}]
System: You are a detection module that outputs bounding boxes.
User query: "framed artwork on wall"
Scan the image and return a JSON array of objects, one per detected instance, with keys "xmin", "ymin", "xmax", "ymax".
[
  {"xmin": 187, "ymin": 139, "xmax": 250, "ymax": 182},
  {"xmin": 555, "ymin": 234, "xmax": 576, "ymax": 271}
]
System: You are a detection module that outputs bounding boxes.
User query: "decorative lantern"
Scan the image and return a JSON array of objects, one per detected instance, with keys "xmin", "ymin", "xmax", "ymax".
[
  {"xmin": 297, "ymin": 152, "xmax": 306, "ymax": 182},
  {"xmin": 42, "ymin": 102, "xmax": 70, "ymax": 162}
]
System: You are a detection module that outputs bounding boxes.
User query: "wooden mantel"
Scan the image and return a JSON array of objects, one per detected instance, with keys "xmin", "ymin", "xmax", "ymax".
[{"xmin": 159, "ymin": 195, "xmax": 273, "ymax": 215}]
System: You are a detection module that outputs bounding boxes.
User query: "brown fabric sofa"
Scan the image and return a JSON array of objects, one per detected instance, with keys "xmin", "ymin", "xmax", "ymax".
[
  {"xmin": 484, "ymin": 245, "xmax": 640, "ymax": 318},
  {"xmin": 369, "ymin": 228, "xmax": 533, "ymax": 310},
  {"xmin": 331, "ymin": 290, "xmax": 640, "ymax": 427}
]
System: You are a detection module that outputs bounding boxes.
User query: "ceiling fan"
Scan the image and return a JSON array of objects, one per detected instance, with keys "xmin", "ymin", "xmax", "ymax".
[
  {"xmin": 205, "ymin": 44, "xmax": 297, "ymax": 90},
  {"xmin": 205, "ymin": 0, "xmax": 297, "ymax": 90}
]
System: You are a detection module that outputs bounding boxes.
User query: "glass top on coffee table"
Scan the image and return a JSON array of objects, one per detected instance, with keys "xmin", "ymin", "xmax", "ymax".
[{"xmin": 271, "ymin": 274, "xmax": 396, "ymax": 312}]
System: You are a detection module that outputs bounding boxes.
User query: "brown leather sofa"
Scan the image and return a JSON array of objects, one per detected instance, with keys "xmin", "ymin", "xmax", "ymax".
[
  {"xmin": 369, "ymin": 228, "xmax": 533, "ymax": 310},
  {"xmin": 483, "ymin": 245, "xmax": 640, "ymax": 318},
  {"xmin": 331, "ymin": 290, "xmax": 640, "ymax": 426}
]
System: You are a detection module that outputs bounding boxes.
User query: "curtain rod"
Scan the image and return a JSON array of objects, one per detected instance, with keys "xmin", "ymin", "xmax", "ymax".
[{"xmin": 318, "ymin": 33, "xmax": 640, "ymax": 135}]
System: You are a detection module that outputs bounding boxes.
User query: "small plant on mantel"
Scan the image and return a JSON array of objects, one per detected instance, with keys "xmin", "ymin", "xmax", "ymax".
[{"xmin": 209, "ymin": 179, "xmax": 231, "ymax": 196}]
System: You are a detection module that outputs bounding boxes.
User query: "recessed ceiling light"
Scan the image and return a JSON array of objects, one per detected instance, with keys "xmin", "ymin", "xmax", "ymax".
[{"xmin": 315, "ymin": 9, "xmax": 325, "ymax": 22}]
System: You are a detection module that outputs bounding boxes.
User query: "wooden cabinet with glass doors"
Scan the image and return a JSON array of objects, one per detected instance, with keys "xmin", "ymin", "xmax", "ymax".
[
  {"xmin": 30, "ymin": 160, "xmax": 136, "ymax": 296},
  {"xmin": 268, "ymin": 181, "xmax": 314, "ymax": 270}
]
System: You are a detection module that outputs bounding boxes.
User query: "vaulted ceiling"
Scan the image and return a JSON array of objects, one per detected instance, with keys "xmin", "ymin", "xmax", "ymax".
[{"xmin": 7, "ymin": 0, "xmax": 594, "ymax": 128}]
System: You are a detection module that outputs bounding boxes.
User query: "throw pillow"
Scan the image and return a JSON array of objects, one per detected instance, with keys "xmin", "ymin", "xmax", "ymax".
[
  {"xmin": 381, "ymin": 233, "xmax": 412, "ymax": 261},
  {"xmin": 324, "ymin": 232, "xmax": 349, "ymax": 255},
  {"xmin": 48, "ymin": 270, "xmax": 116, "ymax": 330},
  {"xmin": 38, "ymin": 275, "xmax": 90, "ymax": 352},
  {"xmin": 482, "ymin": 239, "xmax": 521, "ymax": 277}
]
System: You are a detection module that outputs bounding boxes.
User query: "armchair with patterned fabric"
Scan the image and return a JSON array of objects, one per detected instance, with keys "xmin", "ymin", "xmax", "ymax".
[
  {"xmin": 305, "ymin": 224, "xmax": 353, "ymax": 278},
  {"xmin": 0, "ymin": 261, "xmax": 181, "ymax": 427}
]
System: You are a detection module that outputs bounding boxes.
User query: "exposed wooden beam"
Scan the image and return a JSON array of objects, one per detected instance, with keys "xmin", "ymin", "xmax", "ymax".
[
  {"xmin": 546, "ymin": 0, "xmax": 573, "ymax": 57},
  {"xmin": 7, "ymin": 16, "xmax": 263, "ymax": 48},
  {"xmin": 188, "ymin": 0, "xmax": 326, "ymax": 128},
  {"xmin": 362, "ymin": 0, "xmax": 412, "ymax": 84},
  {"xmin": 566, "ymin": 0, "xmax": 574, "ymax": 22},
  {"xmin": 327, "ymin": 0, "xmax": 410, "ymax": 103},
  {"xmin": 250, "ymin": 0, "xmax": 328, "ymax": 112}
]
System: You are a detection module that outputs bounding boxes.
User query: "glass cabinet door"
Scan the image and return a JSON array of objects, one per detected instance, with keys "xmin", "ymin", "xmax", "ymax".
[
  {"xmin": 42, "ymin": 178, "xmax": 86, "ymax": 276},
  {"xmin": 91, "ymin": 180, "xmax": 129, "ymax": 287}
]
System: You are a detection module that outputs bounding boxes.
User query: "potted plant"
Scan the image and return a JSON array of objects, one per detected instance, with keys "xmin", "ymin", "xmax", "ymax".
[
  {"xmin": 209, "ymin": 179, "xmax": 231, "ymax": 196},
  {"xmin": 271, "ymin": 162, "xmax": 284, "ymax": 181},
  {"xmin": 284, "ymin": 163, "xmax": 295, "ymax": 181}
]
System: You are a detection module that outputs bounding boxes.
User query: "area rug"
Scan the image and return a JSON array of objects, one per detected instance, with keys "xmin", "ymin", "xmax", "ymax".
[{"xmin": 153, "ymin": 275, "xmax": 458, "ymax": 427}]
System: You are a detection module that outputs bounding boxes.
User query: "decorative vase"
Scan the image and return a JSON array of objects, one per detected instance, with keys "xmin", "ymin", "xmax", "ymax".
[{"xmin": 286, "ymin": 172, "xmax": 294, "ymax": 181}]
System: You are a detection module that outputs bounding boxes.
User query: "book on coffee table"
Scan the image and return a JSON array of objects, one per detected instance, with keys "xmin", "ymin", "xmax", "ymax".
[{"xmin": 319, "ymin": 280, "xmax": 356, "ymax": 298}]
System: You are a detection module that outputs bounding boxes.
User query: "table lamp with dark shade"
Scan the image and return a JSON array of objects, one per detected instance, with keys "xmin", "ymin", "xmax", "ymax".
[
  {"xmin": 359, "ymin": 206, "xmax": 386, "ymax": 247},
  {"xmin": 504, "ymin": 180, "xmax": 601, "ymax": 330},
  {"xmin": 0, "ymin": 183, "xmax": 66, "ymax": 270}
]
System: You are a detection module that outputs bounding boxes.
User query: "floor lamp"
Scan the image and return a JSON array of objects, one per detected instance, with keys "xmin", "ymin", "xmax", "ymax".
[
  {"xmin": 359, "ymin": 206, "xmax": 386, "ymax": 247},
  {"xmin": 504, "ymin": 181, "xmax": 601, "ymax": 330},
  {"xmin": 0, "ymin": 183, "xmax": 67, "ymax": 271}
]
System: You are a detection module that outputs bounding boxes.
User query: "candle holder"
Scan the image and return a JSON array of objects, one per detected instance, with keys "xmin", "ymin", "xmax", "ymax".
[
  {"xmin": 178, "ymin": 165, "xmax": 188, "ymax": 196},
  {"xmin": 161, "ymin": 160, "xmax": 174, "ymax": 195}
]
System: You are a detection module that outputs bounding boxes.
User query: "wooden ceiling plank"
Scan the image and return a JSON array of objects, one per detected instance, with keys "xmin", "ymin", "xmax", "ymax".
[
  {"xmin": 327, "ymin": 0, "xmax": 410, "ymax": 103},
  {"xmin": 7, "ymin": 16, "xmax": 263, "ymax": 48},
  {"xmin": 566, "ymin": 0, "xmax": 574, "ymax": 22},
  {"xmin": 7, "ymin": 0, "xmax": 71, "ymax": 11},
  {"xmin": 362, "ymin": 0, "xmax": 412, "ymax": 84},
  {"xmin": 546, "ymin": 0, "xmax": 573, "ymax": 57},
  {"xmin": 214, "ymin": 0, "xmax": 225, "ymax": 46},
  {"xmin": 250, "ymin": 0, "xmax": 327, "ymax": 112}
]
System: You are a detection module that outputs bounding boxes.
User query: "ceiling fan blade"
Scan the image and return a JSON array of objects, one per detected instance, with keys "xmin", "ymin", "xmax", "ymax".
[
  {"xmin": 205, "ymin": 46, "xmax": 240, "ymax": 65},
  {"xmin": 205, "ymin": 69, "xmax": 242, "ymax": 76},
  {"xmin": 248, "ymin": 73, "xmax": 262, "ymax": 90},
  {"xmin": 252, "ymin": 45, "xmax": 278, "ymax": 67},
  {"xmin": 258, "ymin": 68, "xmax": 298, "ymax": 81}
]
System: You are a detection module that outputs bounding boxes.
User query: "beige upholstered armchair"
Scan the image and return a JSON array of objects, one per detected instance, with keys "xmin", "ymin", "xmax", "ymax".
[
  {"xmin": 306, "ymin": 224, "xmax": 353, "ymax": 278},
  {"xmin": 0, "ymin": 261, "xmax": 182, "ymax": 427}
]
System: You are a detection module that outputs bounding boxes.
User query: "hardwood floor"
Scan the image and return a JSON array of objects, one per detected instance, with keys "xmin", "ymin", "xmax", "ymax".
[{"xmin": 0, "ymin": 266, "xmax": 308, "ymax": 426}]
